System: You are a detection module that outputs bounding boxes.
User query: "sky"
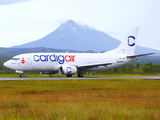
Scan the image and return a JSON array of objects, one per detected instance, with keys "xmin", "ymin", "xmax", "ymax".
[{"xmin": 0, "ymin": 0, "xmax": 160, "ymax": 50}]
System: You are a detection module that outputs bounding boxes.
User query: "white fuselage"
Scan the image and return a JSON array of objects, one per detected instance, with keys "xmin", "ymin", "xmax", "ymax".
[{"xmin": 4, "ymin": 52, "xmax": 136, "ymax": 73}]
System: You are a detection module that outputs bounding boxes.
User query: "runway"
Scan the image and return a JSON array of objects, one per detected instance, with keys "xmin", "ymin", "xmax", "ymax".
[{"xmin": 0, "ymin": 76, "xmax": 160, "ymax": 80}]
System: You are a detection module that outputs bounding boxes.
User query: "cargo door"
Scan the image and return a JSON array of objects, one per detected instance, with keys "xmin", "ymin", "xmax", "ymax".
[
  {"xmin": 26, "ymin": 55, "xmax": 33, "ymax": 70},
  {"xmin": 26, "ymin": 55, "xmax": 32, "ymax": 65}
]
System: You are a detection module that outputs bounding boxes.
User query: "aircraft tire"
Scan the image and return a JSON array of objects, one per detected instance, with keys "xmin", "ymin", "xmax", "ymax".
[
  {"xmin": 66, "ymin": 74, "xmax": 72, "ymax": 77},
  {"xmin": 20, "ymin": 74, "xmax": 23, "ymax": 78},
  {"xmin": 77, "ymin": 73, "xmax": 84, "ymax": 77}
]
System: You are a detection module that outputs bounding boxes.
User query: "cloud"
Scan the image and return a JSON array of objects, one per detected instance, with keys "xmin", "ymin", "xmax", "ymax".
[{"xmin": 0, "ymin": 0, "xmax": 30, "ymax": 5}]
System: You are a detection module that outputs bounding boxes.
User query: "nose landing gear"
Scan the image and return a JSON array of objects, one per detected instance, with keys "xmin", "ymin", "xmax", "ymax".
[{"xmin": 20, "ymin": 74, "xmax": 23, "ymax": 78}]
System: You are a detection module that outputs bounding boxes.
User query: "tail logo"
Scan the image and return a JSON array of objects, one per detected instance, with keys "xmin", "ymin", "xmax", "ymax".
[{"xmin": 128, "ymin": 36, "xmax": 135, "ymax": 46}]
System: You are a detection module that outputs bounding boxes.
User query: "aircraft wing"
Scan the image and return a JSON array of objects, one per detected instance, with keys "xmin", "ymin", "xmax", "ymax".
[
  {"xmin": 77, "ymin": 62, "xmax": 112, "ymax": 71},
  {"xmin": 77, "ymin": 53, "xmax": 155, "ymax": 71},
  {"xmin": 127, "ymin": 53, "xmax": 155, "ymax": 58}
]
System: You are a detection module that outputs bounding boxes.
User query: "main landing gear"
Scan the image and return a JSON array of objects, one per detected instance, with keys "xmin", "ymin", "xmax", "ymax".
[
  {"xmin": 66, "ymin": 74, "xmax": 72, "ymax": 77},
  {"xmin": 66, "ymin": 73, "xmax": 84, "ymax": 77},
  {"xmin": 77, "ymin": 73, "xmax": 84, "ymax": 77}
]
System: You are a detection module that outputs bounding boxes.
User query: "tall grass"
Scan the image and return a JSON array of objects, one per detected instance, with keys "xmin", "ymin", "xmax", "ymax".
[{"xmin": 0, "ymin": 79, "xmax": 159, "ymax": 119}]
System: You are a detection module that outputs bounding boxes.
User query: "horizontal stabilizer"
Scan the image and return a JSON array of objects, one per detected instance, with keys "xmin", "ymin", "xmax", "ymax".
[{"xmin": 127, "ymin": 53, "xmax": 155, "ymax": 58}]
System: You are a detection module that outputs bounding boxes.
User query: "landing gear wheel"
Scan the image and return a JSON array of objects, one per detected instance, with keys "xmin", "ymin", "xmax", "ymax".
[
  {"xmin": 77, "ymin": 73, "xmax": 84, "ymax": 77},
  {"xmin": 20, "ymin": 74, "xmax": 23, "ymax": 78},
  {"xmin": 66, "ymin": 74, "xmax": 72, "ymax": 77}
]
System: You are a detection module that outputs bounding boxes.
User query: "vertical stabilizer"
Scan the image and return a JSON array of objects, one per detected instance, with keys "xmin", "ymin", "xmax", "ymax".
[{"xmin": 116, "ymin": 27, "xmax": 139, "ymax": 55}]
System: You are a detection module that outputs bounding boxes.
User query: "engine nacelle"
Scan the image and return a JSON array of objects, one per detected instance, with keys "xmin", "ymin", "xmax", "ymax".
[{"xmin": 60, "ymin": 66, "xmax": 77, "ymax": 74}]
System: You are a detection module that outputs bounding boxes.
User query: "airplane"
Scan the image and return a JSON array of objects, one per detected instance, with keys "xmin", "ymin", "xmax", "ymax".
[{"xmin": 3, "ymin": 27, "xmax": 154, "ymax": 77}]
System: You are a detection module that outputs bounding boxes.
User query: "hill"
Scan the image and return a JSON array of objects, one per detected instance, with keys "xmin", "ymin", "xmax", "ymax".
[
  {"xmin": 0, "ymin": 47, "xmax": 82, "ymax": 57},
  {"xmin": 12, "ymin": 20, "xmax": 122, "ymax": 52},
  {"xmin": 12, "ymin": 20, "xmax": 160, "ymax": 55}
]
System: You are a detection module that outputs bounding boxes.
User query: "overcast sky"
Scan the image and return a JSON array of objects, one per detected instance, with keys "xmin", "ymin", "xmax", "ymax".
[{"xmin": 0, "ymin": 0, "xmax": 160, "ymax": 50}]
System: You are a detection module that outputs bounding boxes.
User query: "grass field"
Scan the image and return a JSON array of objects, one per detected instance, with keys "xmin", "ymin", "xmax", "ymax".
[{"xmin": 0, "ymin": 78, "xmax": 159, "ymax": 120}]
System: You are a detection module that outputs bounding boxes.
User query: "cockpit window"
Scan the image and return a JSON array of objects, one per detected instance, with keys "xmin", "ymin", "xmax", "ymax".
[{"xmin": 11, "ymin": 58, "xmax": 20, "ymax": 61}]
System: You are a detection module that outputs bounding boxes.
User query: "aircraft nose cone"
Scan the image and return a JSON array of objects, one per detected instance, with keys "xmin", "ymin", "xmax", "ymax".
[{"xmin": 3, "ymin": 61, "xmax": 10, "ymax": 68}]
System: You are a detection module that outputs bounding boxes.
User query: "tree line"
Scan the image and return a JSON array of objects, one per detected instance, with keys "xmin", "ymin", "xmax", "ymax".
[{"xmin": 95, "ymin": 62, "xmax": 160, "ymax": 75}]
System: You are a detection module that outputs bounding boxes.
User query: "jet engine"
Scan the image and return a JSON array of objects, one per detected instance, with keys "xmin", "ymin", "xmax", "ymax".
[{"xmin": 60, "ymin": 66, "xmax": 77, "ymax": 74}]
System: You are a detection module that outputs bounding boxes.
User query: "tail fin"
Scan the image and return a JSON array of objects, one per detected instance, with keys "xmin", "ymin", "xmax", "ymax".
[{"xmin": 115, "ymin": 27, "xmax": 139, "ymax": 55}]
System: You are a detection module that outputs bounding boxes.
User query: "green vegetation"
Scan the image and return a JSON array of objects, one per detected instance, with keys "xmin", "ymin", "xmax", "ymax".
[
  {"xmin": 0, "ymin": 79, "xmax": 159, "ymax": 119},
  {"xmin": 96, "ymin": 63, "xmax": 160, "ymax": 75}
]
